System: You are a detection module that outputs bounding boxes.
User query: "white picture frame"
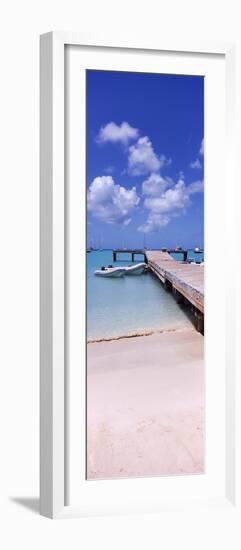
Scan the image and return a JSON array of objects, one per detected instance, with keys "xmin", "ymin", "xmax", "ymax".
[{"xmin": 40, "ymin": 31, "xmax": 238, "ymax": 519}]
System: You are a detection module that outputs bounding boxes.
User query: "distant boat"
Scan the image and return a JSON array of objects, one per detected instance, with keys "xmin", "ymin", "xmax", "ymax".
[
  {"xmin": 123, "ymin": 262, "xmax": 147, "ymax": 276},
  {"xmin": 194, "ymin": 247, "xmax": 200, "ymax": 253},
  {"xmin": 94, "ymin": 266, "xmax": 125, "ymax": 278}
]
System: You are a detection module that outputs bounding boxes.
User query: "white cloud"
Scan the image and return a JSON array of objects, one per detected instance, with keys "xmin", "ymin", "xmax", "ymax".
[
  {"xmin": 188, "ymin": 179, "xmax": 204, "ymax": 194},
  {"xmin": 160, "ymin": 154, "xmax": 172, "ymax": 168},
  {"xmin": 87, "ymin": 176, "xmax": 140, "ymax": 225},
  {"xmin": 190, "ymin": 158, "xmax": 202, "ymax": 169},
  {"xmin": 138, "ymin": 212, "xmax": 170, "ymax": 233},
  {"xmin": 104, "ymin": 165, "xmax": 114, "ymax": 174},
  {"xmin": 190, "ymin": 138, "xmax": 204, "ymax": 169},
  {"xmin": 144, "ymin": 177, "xmax": 190, "ymax": 214},
  {"xmin": 96, "ymin": 121, "xmax": 139, "ymax": 145},
  {"xmin": 138, "ymin": 175, "xmax": 203, "ymax": 233},
  {"xmin": 142, "ymin": 173, "xmax": 171, "ymax": 196},
  {"xmin": 128, "ymin": 136, "xmax": 161, "ymax": 175}
]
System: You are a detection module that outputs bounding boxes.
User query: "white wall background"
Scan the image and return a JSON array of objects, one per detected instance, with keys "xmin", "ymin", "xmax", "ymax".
[{"xmin": 1, "ymin": 1, "xmax": 241, "ymax": 548}]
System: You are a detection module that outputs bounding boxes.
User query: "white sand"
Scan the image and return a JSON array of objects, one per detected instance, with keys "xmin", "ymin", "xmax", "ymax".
[{"xmin": 87, "ymin": 327, "xmax": 204, "ymax": 480}]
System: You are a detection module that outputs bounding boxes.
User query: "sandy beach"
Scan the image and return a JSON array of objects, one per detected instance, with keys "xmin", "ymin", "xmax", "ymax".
[{"xmin": 87, "ymin": 327, "xmax": 204, "ymax": 480}]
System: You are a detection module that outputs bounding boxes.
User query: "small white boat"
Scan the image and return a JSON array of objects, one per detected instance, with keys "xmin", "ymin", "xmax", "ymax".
[
  {"xmin": 94, "ymin": 266, "xmax": 125, "ymax": 278},
  {"xmin": 123, "ymin": 262, "xmax": 147, "ymax": 276}
]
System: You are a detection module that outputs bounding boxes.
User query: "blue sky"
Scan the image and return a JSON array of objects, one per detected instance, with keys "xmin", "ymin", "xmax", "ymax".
[{"xmin": 87, "ymin": 70, "xmax": 204, "ymax": 249}]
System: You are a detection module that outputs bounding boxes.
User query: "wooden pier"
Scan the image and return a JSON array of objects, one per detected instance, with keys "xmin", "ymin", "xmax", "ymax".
[
  {"xmin": 145, "ymin": 250, "xmax": 204, "ymax": 333},
  {"xmin": 113, "ymin": 249, "xmax": 146, "ymax": 262},
  {"xmin": 113, "ymin": 248, "xmax": 203, "ymax": 263}
]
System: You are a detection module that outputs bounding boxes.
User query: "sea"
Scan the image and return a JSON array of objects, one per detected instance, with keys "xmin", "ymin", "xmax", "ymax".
[{"xmin": 87, "ymin": 249, "xmax": 204, "ymax": 341}]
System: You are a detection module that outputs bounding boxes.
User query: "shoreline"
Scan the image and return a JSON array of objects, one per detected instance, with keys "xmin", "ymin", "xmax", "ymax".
[
  {"xmin": 87, "ymin": 327, "xmax": 204, "ymax": 480},
  {"xmin": 87, "ymin": 321, "xmax": 194, "ymax": 344}
]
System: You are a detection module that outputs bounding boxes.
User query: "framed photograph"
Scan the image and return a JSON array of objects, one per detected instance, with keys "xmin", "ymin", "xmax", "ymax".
[{"xmin": 40, "ymin": 32, "xmax": 238, "ymax": 518}]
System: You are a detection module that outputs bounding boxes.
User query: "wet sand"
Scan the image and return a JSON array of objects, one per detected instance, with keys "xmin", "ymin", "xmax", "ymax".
[{"xmin": 87, "ymin": 327, "xmax": 204, "ymax": 480}]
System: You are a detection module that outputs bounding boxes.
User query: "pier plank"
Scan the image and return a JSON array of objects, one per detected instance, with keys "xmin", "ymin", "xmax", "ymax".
[{"xmin": 145, "ymin": 251, "xmax": 204, "ymax": 314}]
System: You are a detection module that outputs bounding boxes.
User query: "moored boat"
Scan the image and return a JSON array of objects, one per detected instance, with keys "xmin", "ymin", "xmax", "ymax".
[
  {"xmin": 94, "ymin": 266, "xmax": 125, "ymax": 278},
  {"xmin": 123, "ymin": 262, "xmax": 147, "ymax": 275}
]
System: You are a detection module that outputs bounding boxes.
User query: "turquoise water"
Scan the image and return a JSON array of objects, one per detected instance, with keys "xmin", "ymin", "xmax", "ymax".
[
  {"xmin": 87, "ymin": 250, "xmax": 203, "ymax": 341},
  {"xmin": 170, "ymin": 250, "xmax": 204, "ymax": 263}
]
